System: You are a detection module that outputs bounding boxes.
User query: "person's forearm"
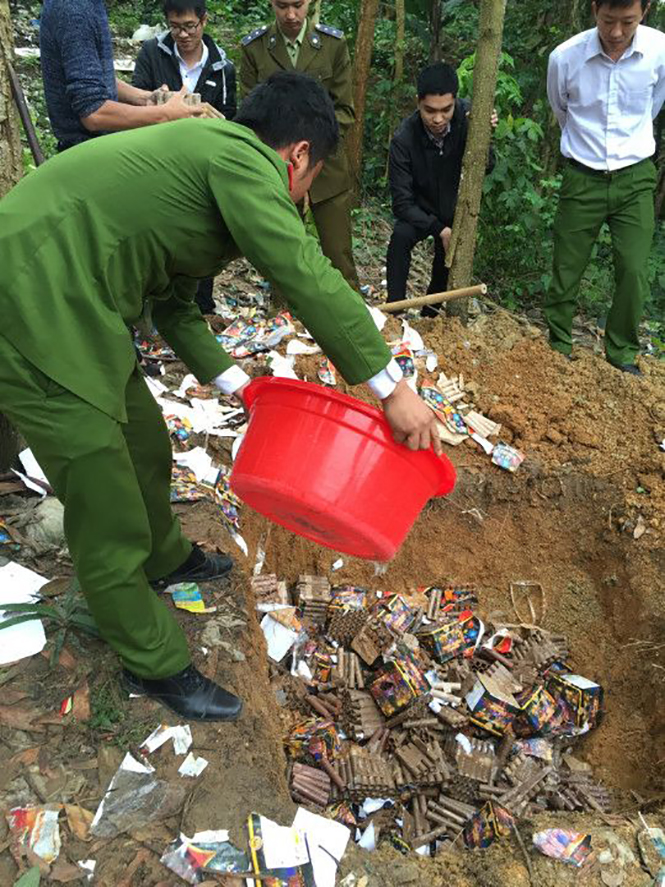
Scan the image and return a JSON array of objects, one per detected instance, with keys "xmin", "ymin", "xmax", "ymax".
[
  {"xmin": 116, "ymin": 78, "xmax": 151, "ymax": 106},
  {"xmin": 81, "ymin": 99, "xmax": 174, "ymax": 132}
]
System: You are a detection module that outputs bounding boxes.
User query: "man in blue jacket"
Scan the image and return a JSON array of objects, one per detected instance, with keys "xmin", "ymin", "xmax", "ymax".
[{"xmin": 40, "ymin": 0, "xmax": 199, "ymax": 151}]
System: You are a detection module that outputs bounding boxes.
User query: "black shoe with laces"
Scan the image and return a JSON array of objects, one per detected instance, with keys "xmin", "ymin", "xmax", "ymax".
[
  {"xmin": 123, "ymin": 664, "xmax": 243, "ymax": 721},
  {"xmin": 151, "ymin": 543, "xmax": 233, "ymax": 590}
]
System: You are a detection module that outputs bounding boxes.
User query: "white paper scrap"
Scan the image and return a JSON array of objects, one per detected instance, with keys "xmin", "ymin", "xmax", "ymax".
[
  {"xmin": 78, "ymin": 859, "xmax": 96, "ymax": 881},
  {"xmin": 331, "ymin": 559, "xmax": 344, "ymax": 572},
  {"xmin": 260, "ymin": 614, "xmax": 298, "ymax": 662},
  {"xmin": 660, "ymin": 439, "xmax": 665, "ymax": 451},
  {"xmin": 293, "ymin": 807, "xmax": 351, "ymax": 887},
  {"xmin": 455, "ymin": 733, "xmax": 473, "ymax": 755},
  {"xmin": 401, "ymin": 320, "xmax": 425, "ymax": 352},
  {"xmin": 0, "ymin": 562, "xmax": 48, "ymax": 664},
  {"xmin": 145, "ymin": 376, "xmax": 169, "ymax": 399},
  {"xmin": 267, "ymin": 351, "xmax": 299, "ymax": 380},
  {"xmin": 358, "ymin": 821, "xmax": 376, "ymax": 851},
  {"xmin": 360, "ymin": 798, "xmax": 390, "ymax": 817},
  {"xmin": 178, "ymin": 752, "xmax": 209, "ymax": 778},
  {"xmin": 175, "ymin": 373, "xmax": 199, "ymax": 399},
  {"xmin": 286, "ymin": 339, "xmax": 321, "ymax": 356},
  {"xmin": 258, "ymin": 815, "xmax": 310, "ymax": 869},
  {"xmin": 140, "ymin": 724, "xmax": 193, "ymax": 755},
  {"xmin": 173, "ymin": 448, "xmax": 215, "ymax": 484},
  {"xmin": 426, "ymin": 353, "xmax": 439, "ymax": 372},
  {"xmin": 12, "ymin": 448, "xmax": 50, "ymax": 496}
]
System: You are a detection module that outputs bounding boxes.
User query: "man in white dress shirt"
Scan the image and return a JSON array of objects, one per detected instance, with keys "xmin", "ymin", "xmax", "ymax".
[{"xmin": 546, "ymin": 0, "xmax": 665, "ymax": 375}]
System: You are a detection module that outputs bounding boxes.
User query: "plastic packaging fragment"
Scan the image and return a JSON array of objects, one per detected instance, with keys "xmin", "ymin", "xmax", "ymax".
[
  {"xmin": 90, "ymin": 753, "xmax": 186, "ymax": 838},
  {"xmin": 166, "ymin": 582, "xmax": 216, "ymax": 614},
  {"xmin": 533, "ymin": 829, "xmax": 592, "ymax": 867},
  {"xmin": 6, "ymin": 805, "xmax": 61, "ymax": 863},
  {"xmin": 318, "ymin": 358, "xmax": 337, "ymax": 386},
  {"xmin": 160, "ymin": 829, "xmax": 249, "ymax": 884},
  {"xmin": 247, "ymin": 812, "xmax": 312, "ymax": 886},
  {"xmin": 463, "ymin": 802, "xmax": 515, "ymax": 849},
  {"xmin": 491, "ymin": 443, "xmax": 525, "ymax": 472}
]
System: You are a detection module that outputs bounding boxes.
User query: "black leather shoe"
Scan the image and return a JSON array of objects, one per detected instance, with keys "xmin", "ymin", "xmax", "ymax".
[
  {"xmin": 151, "ymin": 543, "xmax": 233, "ymax": 590},
  {"xmin": 123, "ymin": 664, "xmax": 243, "ymax": 721},
  {"xmin": 615, "ymin": 363, "xmax": 642, "ymax": 377}
]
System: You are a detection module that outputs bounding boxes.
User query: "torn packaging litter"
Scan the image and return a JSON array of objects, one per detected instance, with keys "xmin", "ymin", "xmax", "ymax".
[
  {"xmin": 90, "ymin": 753, "xmax": 186, "ymax": 838},
  {"xmin": 161, "ymin": 829, "xmax": 249, "ymax": 884},
  {"xmin": 533, "ymin": 828, "xmax": 593, "ymax": 867},
  {"xmin": 0, "ymin": 561, "xmax": 48, "ymax": 664},
  {"xmin": 6, "ymin": 805, "xmax": 61, "ymax": 864},
  {"xmin": 141, "ymin": 723, "xmax": 193, "ymax": 755}
]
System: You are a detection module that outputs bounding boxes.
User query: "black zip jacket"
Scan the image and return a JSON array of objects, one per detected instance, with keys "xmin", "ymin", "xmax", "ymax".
[
  {"xmin": 133, "ymin": 31, "xmax": 236, "ymax": 119},
  {"xmin": 389, "ymin": 99, "xmax": 493, "ymax": 236}
]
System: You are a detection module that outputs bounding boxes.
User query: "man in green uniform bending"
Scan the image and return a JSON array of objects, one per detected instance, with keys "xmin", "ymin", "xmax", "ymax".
[
  {"xmin": 240, "ymin": 0, "xmax": 360, "ymax": 291},
  {"xmin": 0, "ymin": 73, "xmax": 437, "ymax": 722}
]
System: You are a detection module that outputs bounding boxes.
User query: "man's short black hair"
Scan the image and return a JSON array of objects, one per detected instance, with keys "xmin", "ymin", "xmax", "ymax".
[
  {"xmin": 417, "ymin": 63, "xmax": 459, "ymax": 100},
  {"xmin": 235, "ymin": 72, "xmax": 339, "ymax": 167},
  {"xmin": 163, "ymin": 0, "xmax": 207, "ymax": 17},
  {"xmin": 594, "ymin": 0, "xmax": 649, "ymax": 10}
]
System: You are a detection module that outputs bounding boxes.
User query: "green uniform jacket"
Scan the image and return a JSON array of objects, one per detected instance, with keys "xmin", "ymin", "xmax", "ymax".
[
  {"xmin": 0, "ymin": 119, "xmax": 390, "ymax": 423},
  {"xmin": 240, "ymin": 22, "xmax": 354, "ymax": 204}
]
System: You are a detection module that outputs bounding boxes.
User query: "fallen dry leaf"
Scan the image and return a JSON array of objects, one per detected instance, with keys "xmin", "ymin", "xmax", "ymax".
[
  {"xmin": 9, "ymin": 747, "xmax": 40, "ymax": 768},
  {"xmin": 117, "ymin": 848, "xmax": 153, "ymax": 887},
  {"xmin": 0, "ymin": 705, "xmax": 45, "ymax": 732},
  {"xmin": 50, "ymin": 859, "xmax": 84, "ymax": 882},
  {"xmin": 41, "ymin": 646, "xmax": 77, "ymax": 670},
  {"xmin": 39, "ymin": 578, "xmax": 70, "ymax": 598},
  {"xmin": 72, "ymin": 681, "xmax": 90, "ymax": 721},
  {"xmin": 64, "ymin": 804, "xmax": 94, "ymax": 841},
  {"xmin": 633, "ymin": 515, "xmax": 647, "ymax": 540},
  {"xmin": 2, "ymin": 688, "xmax": 30, "ymax": 705}
]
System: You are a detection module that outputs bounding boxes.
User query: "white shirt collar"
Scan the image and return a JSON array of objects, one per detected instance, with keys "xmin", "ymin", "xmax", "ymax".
[
  {"xmin": 174, "ymin": 40, "xmax": 209, "ymax": 71},
  {"xmin": 585, "ymin": 24, "xmax": 645, "ymax": 63}
]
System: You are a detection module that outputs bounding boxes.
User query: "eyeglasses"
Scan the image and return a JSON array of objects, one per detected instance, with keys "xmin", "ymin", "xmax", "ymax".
[{"xmin": 168, "ymin": 20, "xmax": 202, "ymax": 35}]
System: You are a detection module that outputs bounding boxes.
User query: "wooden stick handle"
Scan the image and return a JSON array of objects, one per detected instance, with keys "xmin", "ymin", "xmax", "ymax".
[{"xmin": 376, "ymin": 283, "xmax": 488, "ymax": 313}]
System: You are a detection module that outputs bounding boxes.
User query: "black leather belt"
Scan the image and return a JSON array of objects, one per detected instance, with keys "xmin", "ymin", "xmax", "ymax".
[{"xmin": 568, "ymin": 157, "xmax": 644, "ymax": 177}]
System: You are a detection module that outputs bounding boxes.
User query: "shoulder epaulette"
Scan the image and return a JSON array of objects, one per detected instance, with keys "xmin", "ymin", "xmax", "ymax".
[
  {"xmin": 316, "ymin": 23, "xmax": 344, "ymax": 39},
  {"xmin": 241, "ymin": 25, "xmax": 268, "ymax": 46}
]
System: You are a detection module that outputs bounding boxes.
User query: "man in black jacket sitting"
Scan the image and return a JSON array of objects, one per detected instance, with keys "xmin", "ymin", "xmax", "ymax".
[
  {"xmin": 133, "ymin": 0, "xmax": 236, "ymax": 314},
  {"xmin": 387, "ymin": 63, "xmax": 480, "ymax": 315}
]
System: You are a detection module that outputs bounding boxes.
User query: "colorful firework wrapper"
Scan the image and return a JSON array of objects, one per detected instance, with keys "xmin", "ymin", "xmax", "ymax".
[
  {"xmin": 170, "ymin": 465, "xmax": 207, "ymax": 503},
  {"xmin": 6, "ymin": 806, "xmax": 61, "ymax": 864},
  {"xmin": 317, "ymin": 358, "xmax": 337, "ymax": 386},
  {"xmin": 286, "ymin": 719, "xmax": 341, "ymax": 763},
  {"xmin": 463, "ymin": 802, "xmax": 515, "ymax": 849},
  {"xmin": 440, "ymin": 584, "xmax": 478, "ymax": 612},
  {"xmin": 247, "ymin": 813, "xmax": 314, "ymax": 887},
  {"xmin": 165, "ymin": 414, "xmax": 193, "ymax": 443},
  {"xmin": 515, "ymin": 684, "xmax": 558, "ymax": 735},
  {"xmin": 392, "ymin": 344, "xmax": 416, "ymax": 380},
  {"xmin": 369, "ymin": 651, "xmax": 429, "ymax": 717},
  {"xmin": 313, "ymin": 650, "xmax": 333, "ymax": 684},
  {"xmin": 325, "ymin": 802, "xmax": 357, "ymax": 829},
  {"xmin": 0, "ymin": 519, "xmax": 19, "ymax": 548},
  {"xmin": 466, "ymin": 674, "xmax": 520, "ymax": 736},
  {"xmin": 160, "ymin": 830, "xmax": 249, "ymax": 884},
  {"xmin": 491, "ymin": 443, "xmax": 525, "ymax": 473},
  {"xmin": 533, "ymin": 829, "xmax": 592, "ymax": 867},
  {"xmin": 329, "ymin": 586, "xmax": 367, "ymax": 612},
  {"xmin": 419, "ymin": 386, "xmax": 468, "ymax": 436},
  {"xmin": 546, "ymin": 673, "xmax": 603, "ymax": 732},
  {"xmin": 137, "ymin": 338, "xmax": 176, "ymax": 361},
  {"xmin": 418, "ymin": 619, "xmax": 467, "ymax": 664},
  {"xmin": 166, "ymin": 582, "xmax": 216, "ymax": 615},
  {"xmin": 375, "ymin": 594, "xmax": 416, "ymax": 633}
]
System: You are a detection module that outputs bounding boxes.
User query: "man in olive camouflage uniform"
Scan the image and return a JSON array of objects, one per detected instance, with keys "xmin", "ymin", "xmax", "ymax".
[{"xmin": 240, "ymin": 0, "xmax": 360, "ymax": 291}]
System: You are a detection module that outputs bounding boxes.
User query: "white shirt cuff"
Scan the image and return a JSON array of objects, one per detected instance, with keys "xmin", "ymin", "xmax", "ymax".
[
  {"xmin": 213, "ymin": 366, "xmax": 251, "ymax": 396},
  {"xmin": 366, "ymin": 359, "xmax": 404, "ymax": 400}
]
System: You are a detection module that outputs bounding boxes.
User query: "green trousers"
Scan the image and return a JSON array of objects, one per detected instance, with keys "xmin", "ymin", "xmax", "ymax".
[
  {"xmin": 311, "ymin": 189, "xmax": 361, "ymax": 292},
  {"xmin": 544, "ymin": 158, "xmax": 656, "ymax": 366},
  {"xmin": 0, "ymin": 335, "xmax": 191, "ymax": 678}
]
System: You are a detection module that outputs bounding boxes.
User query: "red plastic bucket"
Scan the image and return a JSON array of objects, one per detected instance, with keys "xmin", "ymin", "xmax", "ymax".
[{"xmin": 230, "ymin": 377, "xmax": 456, "ymax": 561}]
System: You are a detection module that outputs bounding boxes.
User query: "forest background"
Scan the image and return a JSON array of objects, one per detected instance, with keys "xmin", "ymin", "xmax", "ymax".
[{"xmin": 9, "ymin": 0, "xmax": 665, "ymax": 350}]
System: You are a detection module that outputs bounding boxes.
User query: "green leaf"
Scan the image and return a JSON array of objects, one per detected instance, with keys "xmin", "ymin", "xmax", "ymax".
[
  {"xmin": 0, "ymin": 614, "xmax": 45, "ymax": 631},
  {"xmin": 14, "ymin": 867, "xmax": 41, "ymax": 887},
  {"xmin": 0, "ymin": 603, "xmax": 59, "ymax": 618}
]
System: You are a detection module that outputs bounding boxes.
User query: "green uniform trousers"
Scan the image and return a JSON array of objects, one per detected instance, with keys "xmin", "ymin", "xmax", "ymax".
[
  {"xmin": 544, "ymin": 158, "xmax": 656, "ymax": 367},
  {"xmin": 0, "ymin": 335, "xmax": 191, "ymax": 679},
  {"xmin": 311, "ymin": 189, "xmax": 361, "ymax": 292}
]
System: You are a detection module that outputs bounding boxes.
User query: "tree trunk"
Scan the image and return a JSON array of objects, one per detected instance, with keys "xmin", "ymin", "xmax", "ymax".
[
  {"xmin": 429, "ymin": 0, "xmax": 442, "ymax": 63},
  {"xmin": 394, "ymin": 0, "xmax": 405, "ymax": 84},
  {"xmin": 446, "ymin": 0, "xmax": 507, "ymax": 321},
  {"xmin": 0, "ymin": 0, "xmax": 23, "ymax": 471},
  {"xmin": 347, "ymin": 0, "xmax": 380, "ymax": 194}
]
